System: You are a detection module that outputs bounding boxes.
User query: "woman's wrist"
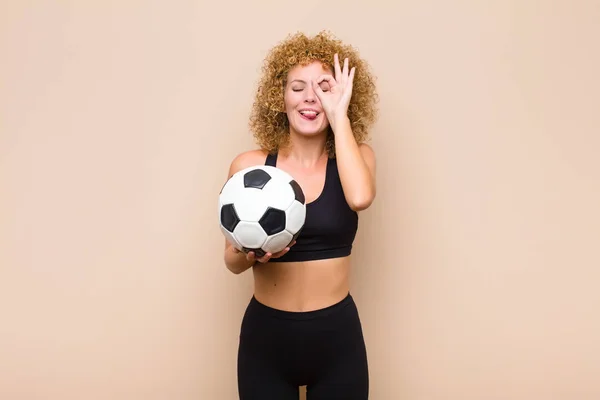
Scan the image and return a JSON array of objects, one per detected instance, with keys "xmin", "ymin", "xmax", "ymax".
[{"xmin": 224, "ymin": 245, "xmax": 255, "ymax": 274}]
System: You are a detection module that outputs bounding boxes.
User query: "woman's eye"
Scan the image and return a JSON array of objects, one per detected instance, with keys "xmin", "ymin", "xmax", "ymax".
[{"xmin": 292, "ymin": 88, "xmax": 302, "ymax": 92}]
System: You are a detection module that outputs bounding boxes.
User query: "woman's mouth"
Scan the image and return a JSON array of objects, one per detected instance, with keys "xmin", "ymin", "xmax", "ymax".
[{"xmin": 299, "ymin": 110, "xmax": 319, "ymax": 121}]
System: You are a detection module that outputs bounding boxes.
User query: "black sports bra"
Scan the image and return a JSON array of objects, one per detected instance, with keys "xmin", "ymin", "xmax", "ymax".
[{"xmin": 265, "ymin": 152, "xmax": 358, "ymax": 262}]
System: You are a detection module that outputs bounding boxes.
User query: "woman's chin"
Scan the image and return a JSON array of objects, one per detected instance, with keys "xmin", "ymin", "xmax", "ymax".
[{"xmin": 290, "ymin": 124, "xmax": 329, "ymax": 137}]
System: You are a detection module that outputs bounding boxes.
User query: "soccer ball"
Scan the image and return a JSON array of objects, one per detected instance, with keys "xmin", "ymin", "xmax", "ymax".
[{"xmin": 218, "ymin": 165, "xmax": 306, "ymax": 257}]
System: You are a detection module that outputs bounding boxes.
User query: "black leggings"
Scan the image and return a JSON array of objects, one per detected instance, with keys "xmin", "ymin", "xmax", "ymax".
[{"xmin": 237, "ymin": 293, "xmax": 369, "ymax": 399}]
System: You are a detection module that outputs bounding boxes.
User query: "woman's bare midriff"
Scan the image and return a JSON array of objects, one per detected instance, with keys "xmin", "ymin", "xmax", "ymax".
[{"xmin": 252, "ymin": 256, "xmax": 351, "ymax": 312}]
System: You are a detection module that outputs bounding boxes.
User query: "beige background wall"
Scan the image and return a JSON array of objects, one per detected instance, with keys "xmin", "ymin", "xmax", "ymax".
[{"xmin": 2, "ymin": 1, "xmax": 599, "ymax": 399}]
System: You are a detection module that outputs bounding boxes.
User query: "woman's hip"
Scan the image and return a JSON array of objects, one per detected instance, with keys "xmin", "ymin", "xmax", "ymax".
[
  {"xmin": 238, "ymin": 292, "xmax": 368, "ymax": 383},
  {"xmin": 239, "ymin": 292, "xmax": 366, "ymax": 350}
]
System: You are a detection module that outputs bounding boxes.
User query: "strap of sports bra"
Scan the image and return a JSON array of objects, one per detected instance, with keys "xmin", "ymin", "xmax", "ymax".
[{"xmin": 265, "ymin": 152, "xmax": 278, "ymax": 167}]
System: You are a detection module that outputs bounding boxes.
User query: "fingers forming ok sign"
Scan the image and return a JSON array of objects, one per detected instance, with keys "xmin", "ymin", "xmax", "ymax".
[{"xmin": 312, "ymin": 53, "xmax": 355, "ymax": 128}]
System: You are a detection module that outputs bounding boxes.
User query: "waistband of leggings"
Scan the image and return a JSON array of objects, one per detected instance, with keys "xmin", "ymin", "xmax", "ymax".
[{"xmin": 249, "ymin": 292, "xmax": 354, "ymax": 320}]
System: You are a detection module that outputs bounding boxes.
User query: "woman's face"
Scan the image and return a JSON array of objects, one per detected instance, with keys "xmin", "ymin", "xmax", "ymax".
[{"xmin": 283, "ymin": 61, "xmax": 332, "ymax": 137}]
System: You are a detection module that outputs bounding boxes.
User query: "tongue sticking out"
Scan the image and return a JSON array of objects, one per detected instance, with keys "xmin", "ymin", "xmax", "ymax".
[{"xmin": 300, "ymin": 111, "xmax": 318, "ymax": 121}]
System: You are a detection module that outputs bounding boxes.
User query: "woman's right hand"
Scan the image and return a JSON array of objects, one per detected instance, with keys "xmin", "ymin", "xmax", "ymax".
[{"xmin": 232, "ymin": 241, "xmax": 296, "ymax": 264}]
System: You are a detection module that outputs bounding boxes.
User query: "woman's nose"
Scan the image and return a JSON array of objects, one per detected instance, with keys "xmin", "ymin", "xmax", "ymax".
[{"xmin": 304, "ymin": 85, "xmax": 316, "ymax": 102}]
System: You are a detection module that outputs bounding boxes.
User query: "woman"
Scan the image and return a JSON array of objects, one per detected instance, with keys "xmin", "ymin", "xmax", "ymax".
[{"xmin": 223, "ymin": 31, "xmax": 378, "ymax": 399}]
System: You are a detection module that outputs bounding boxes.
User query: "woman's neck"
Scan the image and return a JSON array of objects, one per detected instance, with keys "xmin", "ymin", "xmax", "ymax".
[{"xmin": 282, "ymin": 131, "xmax": 328, "ymax": 168}]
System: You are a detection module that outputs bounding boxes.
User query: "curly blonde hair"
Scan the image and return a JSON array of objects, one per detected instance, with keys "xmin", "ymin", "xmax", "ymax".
[{"xmin": 248, "ymin": 30, "xmax": 379, "ymax": 157}]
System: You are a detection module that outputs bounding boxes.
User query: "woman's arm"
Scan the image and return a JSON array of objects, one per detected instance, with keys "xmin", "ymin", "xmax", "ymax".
[
  {"xmin": 224, "ymin": 243, "xmax": 255, "ymax": 274},
  {"xmin": 312, "ymin": 55, "xmax": 377, "ymax": 212},
  {"xmin": 331, "ymin": 116, "xmax": 377, "ymax": 211}
]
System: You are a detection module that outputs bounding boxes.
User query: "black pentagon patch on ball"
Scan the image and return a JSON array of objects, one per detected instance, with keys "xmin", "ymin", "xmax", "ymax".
[
  {"xmin": 288, "ymin": 180, "xmax": 305, "ymax": 204},
  {"xmin": 243, "ymin": 247, "xmax": 266, "ymax": 258},
  {"xmin": 259, "ymin": 207, "xmax": 286, "ymax": 235},
  {"xmin": 244, "ymin": 169, "xmax": 271, "ymax": 189},
  {"xmin": 220, "ymin": 203, "xmax": 240, "ymax": 232}
]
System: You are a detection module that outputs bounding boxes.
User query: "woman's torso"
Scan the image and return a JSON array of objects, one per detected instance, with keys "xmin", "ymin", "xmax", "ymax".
[
  {"xmin": 240, "ymin": 149, "xmax": 358, "ymax": 312},
  {"xmin": 252, "ymin": 256, "xmax": 351, "ymax": 312}
]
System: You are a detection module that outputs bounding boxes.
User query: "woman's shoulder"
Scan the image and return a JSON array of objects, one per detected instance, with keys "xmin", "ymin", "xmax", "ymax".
[{"xmin": 227, "ymin": 148, "xmax": 270, "ymax": 176}]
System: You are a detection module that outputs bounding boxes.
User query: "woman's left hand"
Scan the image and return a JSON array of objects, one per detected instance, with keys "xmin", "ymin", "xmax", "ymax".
[{"xmin": 312, "ymin": 53, "xmax": 355, "ymax": 130}]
